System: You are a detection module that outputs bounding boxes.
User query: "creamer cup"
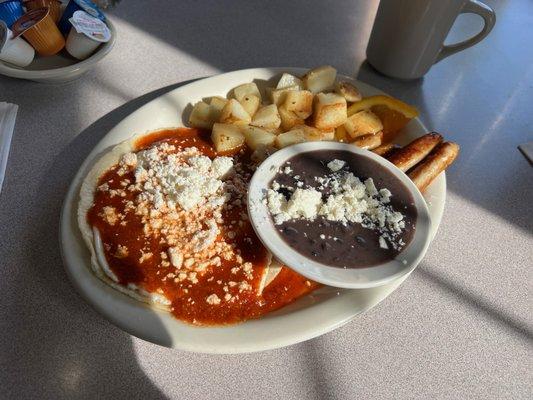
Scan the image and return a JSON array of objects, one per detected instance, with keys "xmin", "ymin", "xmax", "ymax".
[
  {"xmin": 65, "ymin": 10, "xmax": 110, "ymax": 60},
  {"xmin": 58, "ymin": 0, "xmax": 104, "ymax": 35},
  {"xmin": 0, "ymin": 20, "xmax": 34, "ymax": 67},
  {"xmin": 11, "ymin": 7, "xmax": 65, "ymax": 56},
  {"xmin": 24, "ymin": 0, "xmax": 62, "ymax": 23},
  {"xmin": 0, "ymin": 0, "xmax": 24, "ymax": 29}
]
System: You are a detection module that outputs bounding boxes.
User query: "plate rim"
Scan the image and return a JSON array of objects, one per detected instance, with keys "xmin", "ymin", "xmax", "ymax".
[{"xmin": 60, "ymin": 67, "xmax": 445, "ymax": 353}]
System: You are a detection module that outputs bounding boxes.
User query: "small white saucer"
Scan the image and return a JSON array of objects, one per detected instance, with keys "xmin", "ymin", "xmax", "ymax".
[
  {"xmin": 0, "ymin": 18, "xmax": 115, "ymax": 83},
  {"xmin": 247, "ymin": 141, "xmax": 432, "ymax": 289}
]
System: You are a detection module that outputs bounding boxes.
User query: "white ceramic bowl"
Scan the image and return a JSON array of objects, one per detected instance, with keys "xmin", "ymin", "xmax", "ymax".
[
  {"xmin": 248, "ymin": 141, "xmax": 432, "ymax": 289},
  {"xmin": 0, "ymin": 17, "xmax": 115, "ymax": 83}
]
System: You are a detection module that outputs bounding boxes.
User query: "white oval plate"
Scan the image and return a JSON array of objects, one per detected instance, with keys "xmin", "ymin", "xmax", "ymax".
[{"xmin": 60, "ymin": 68, "xmax": 445, "ymax": 353}]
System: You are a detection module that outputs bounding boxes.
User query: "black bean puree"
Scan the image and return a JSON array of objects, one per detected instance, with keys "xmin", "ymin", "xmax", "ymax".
[{"xmin": 272, "ymin": 150, "xmax": 417, "ymax": 268}]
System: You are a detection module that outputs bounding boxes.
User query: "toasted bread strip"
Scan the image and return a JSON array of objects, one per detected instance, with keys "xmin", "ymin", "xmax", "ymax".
[
  {"xmin": 352, "ymin": 131, "xmax": 383, "ymax": 150},
  {"xmin": 408, "ymin": 142, "xmax": 459, "ymax": 191},
  {"xmin": 387, "ymin": 133, "xmax": 443, "ymax": 172},
  {"xmin": 372, "ymin": 142, "xmax": 399, "ymax": 157}
]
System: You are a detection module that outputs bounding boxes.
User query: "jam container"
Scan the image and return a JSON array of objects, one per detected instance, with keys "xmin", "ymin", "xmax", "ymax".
[
  {"xmin": 0, "ymin": 0, "xmax": 24, "ymax": 29},
  {"xmin": 12, "ymin": 7, "xmax": 65, "ymax": 56},
  {"xmin": 24, "ymin": 0, "xmax": 62, "ymax": 23},
  {"xmin": 58, "ymin": 0, "xmax": 104, "ymax": 34},
  {"xmin": 0, "ymin": 20, "xmax": 35, "ymax": 67},
  {"xmin": 65, "ymin": 10, "xmax": 110, "ymax": 60}
]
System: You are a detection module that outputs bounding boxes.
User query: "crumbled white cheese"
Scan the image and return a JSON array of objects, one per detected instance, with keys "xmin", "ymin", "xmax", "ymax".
[
  {"xmin": 267, "ymin": 188, "xmax": 322, "ymax": 224},
  {"xmin": 206, "ymin": 294, "xmax": 221, "ymax": 305},
  {"xmin": 379, "ymin": 188, "xmax": 392, "ymax": 203},
  {"xmin": 139, "ymin": 251, "xmax": 153, "ymax": 263},
  {"xmin": 168, "ymin": 247, "xmax": 183, "ymax": 268},
  {"xmin": 379, "ymin": 236, "xmax": 389, "ymax": 249},
  {"xmin": 266, "ymin": 163, "xmax": 407, "ymax": 250},
  {"xmin": 364, "ymin": 178, "xmax": 379, "ymax": 197},
  {"xmin": 327, "ymin": 159, "xmax": 345, "ymax": 172},
  {"xmin": 211, "ymin": 157, "xmax": 234, "ymax": 178},
  {"xmin": 239, "ymin": 281, "xmax": 252, "ymax": 292},
  {"xmin": 188, "ymin": 271, "xmax": 198, "ymax": 284},
  {"xmin": 267, "ymin": 173, "xmax": 404, "ymax": 231},
  {"xmin": 135, "ymin": 147, "xmax": 233, "ymax": 211},
  {"xmin": 120, "ymin": 152, "xmax": 138, "ymax": 168},
  {"xmin": 287, "ymin": 188, "xmax": 322, "ymax": 219},
  {"xmin": 192, "ymin": 218, "xmax": 219, "ymax": 251},
  {"xmin": 100, "ymin": 206, "xmax": 119, "ymax": 225},
  {"xmin": 115, "ymin": 245, "xmax": 129, "ymax": 258}
]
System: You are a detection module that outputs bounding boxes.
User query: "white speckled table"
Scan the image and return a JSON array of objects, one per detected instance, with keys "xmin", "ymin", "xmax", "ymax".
[{"xmin": 1, "ymin": 1, "xmax": 531, "ymax": 399}]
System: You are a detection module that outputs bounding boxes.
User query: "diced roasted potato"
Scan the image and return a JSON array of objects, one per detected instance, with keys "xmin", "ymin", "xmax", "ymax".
[
  {"xmin": 251, "ymin": 104, "xmax": 281, "ymax": 129},
  {"xmin": 263, "ymin": 127, "xmax": 283, "ymax": 135},
  {"xmin": 313, "ymin": 93, "xmax": 347, "ymax": 131},
  {"xmin": 208, "ymin": 96, "xmax": 228, "ymax": 122},
  {"xmin": 302, "ymin": 65, "xmax": 337, "ymax": 93},
  {"xmin": 220, "ymin": 99, "xmax": 252, "ymax": 125},
  {"xmin": 189, "ymin": 101, "xmax": 213, "ymax": 129},
  {"xmin": 318, "ymin": 130, "xmax": 335, "ymax": 141},
  {"xmin": 241, "ymin": 125, "xmax": 277, "ymax": 150},
  {"xmin": 283, "ymin": 90, "xmax": 313, "ymax": 119},
  {"xmin": 305, "ymin": 129, "xmax": 335, "ymax": 142},
  {"xmin": 275, "ymin": 129, "xmax": 306, "ymax": 148},
  {"xmin": 239, "ymin": 94, "xmax": 261, "ymax": 117},
  {"xmin": 335, "ymin": 81, "xmax": 362, "ymax": 102},
  {"xmin": 296, "ymin": 125, "xmax": 334, "ymax": 142},
  {"xmin": 278, "ymin": 106, "xmax": 305, "ymax": 131},
  {"xmin": 270, "ymin": 85, "xmax": 299, "ymax": 105},
  {"xmin": 276, "ymin": 73, "xmax": 303, "ymax": 90},
  {"xmin": 211, "ymin": 123, "xmax": 245, "ymax": 153},
  {"xmin": 233, "ymin": 82, "xmax": 261, "ymax": 102},
  {"xmin": 344, "ymin": 110, "xmax": 383, "ymax": 138},
  {"xmin": 351, "ymin": 131, "xmax": 383, "ymax": 150}
]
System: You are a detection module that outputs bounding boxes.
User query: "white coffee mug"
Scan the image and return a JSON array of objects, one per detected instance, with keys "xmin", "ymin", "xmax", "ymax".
[{"xmin": 366, "ymin": 0, "xmax": 496, "ymax": 80}]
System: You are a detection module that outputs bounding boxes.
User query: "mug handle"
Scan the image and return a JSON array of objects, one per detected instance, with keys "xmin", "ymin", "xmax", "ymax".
[{"xmin": 436, "ymin": 0, "xmax": 496, "ymax": 62}]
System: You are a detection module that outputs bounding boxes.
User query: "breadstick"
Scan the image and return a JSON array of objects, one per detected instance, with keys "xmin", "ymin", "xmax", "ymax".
[
  {"xmin": 352, "ymin": 131, "xmax": 383, "ymax": 150},
  {"xmin": 387, "ymin": 132, "xmax": 443, "ymax": 171},
  {"xmin": 408, "ymin": 142, "xmax": 459, "ymax": 191},
  {"xmin": 372, "ymin": 143, "xmax": 399, "ymax": 157}
]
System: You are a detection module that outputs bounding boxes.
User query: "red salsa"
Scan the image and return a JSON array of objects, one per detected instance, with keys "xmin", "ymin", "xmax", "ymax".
[{"xmin": 87, "ymin": 128, "xmax": 319, "ymax": 325}]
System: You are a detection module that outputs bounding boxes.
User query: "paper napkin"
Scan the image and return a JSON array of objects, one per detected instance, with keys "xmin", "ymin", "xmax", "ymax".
[{"xmin": 0, "ymin": 102, "xmax": 18, "ymax": 195}]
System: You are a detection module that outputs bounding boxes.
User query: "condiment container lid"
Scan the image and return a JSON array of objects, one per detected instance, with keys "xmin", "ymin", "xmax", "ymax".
[
  {"xmin": 73, "ymin": 0, "xmax": 104, "ymax": 20},
  {"xmin": 11, "ymin": 7, "xmax": 48, "ymax": 38},
  {"xmin": 69, "ymin": 10, "xmax": 110, "ymax": 42}
]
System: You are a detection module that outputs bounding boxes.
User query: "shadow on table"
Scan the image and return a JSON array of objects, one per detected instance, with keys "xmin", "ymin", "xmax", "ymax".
[
  {"xmin": 108, "ymin": 0, "xmax": 373, "ymax": 73},
  {"xmin": 356, "ymin": 60, "xmax": 434, "ymax": 130},
  {"xmin": 417, "ymin": 266, "xmax": 533, "ymax": 341},
  {"xmin": 2, "ymin": 81, "xmax": 200, "ymax": 400}
]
